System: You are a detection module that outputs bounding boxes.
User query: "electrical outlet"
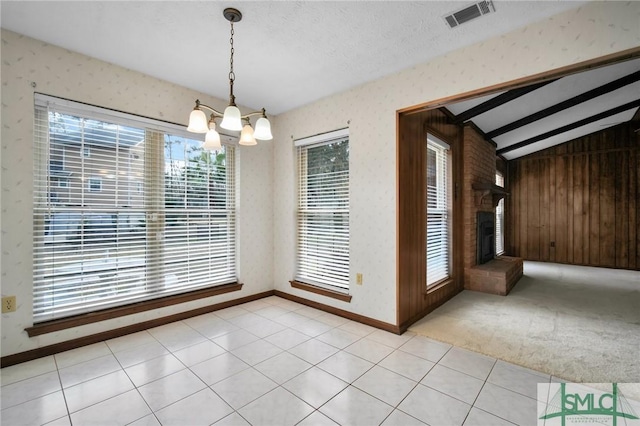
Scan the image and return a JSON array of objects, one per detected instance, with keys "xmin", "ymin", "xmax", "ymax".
[
  {"xmin": 2, "ymin": 296, "xmax": 16, "ymax": 313},
  {"xmin": 356, "ymin": 273, "xmax": 363, "ymax": 285}
]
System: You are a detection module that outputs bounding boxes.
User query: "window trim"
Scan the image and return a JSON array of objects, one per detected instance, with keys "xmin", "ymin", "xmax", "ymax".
[
  {"xmin": 25, "ymin": 282, "xmax": 242, "ymax": 337},
  {"xmin": 424, "ymin": 277, "xmax": 454, "ymax": 295},
  {"xmin": 294, "ymin": 128, "xmax": 349, "ymax": 147},
  {"xmin": 32, "ymin": 94, "xmax": 239, "ymax": 324},
  {"xmin": 495, "ymin": 171, "xmax": 505, "ymax": 255},
  {"xmin": 87, "ymin": 176, "xmax": 103, "ymax": 192},
  {"xmin": 426, "ymin": 134, "xmax": 452, "ymax": 288},
  {"xmin": 289, "ymin": 280, "xmax": 352, "ymax": 303},
  {"xmin": 295, "ymin": 128, "xmax": 350, "ymax": 292}
]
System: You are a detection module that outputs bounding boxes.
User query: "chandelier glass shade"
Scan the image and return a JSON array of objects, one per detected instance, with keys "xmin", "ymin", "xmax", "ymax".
[
  {"xmin": 187, "ymin": 8, "xmax": 272, "ymax": 150},
  {"xmin": 239, "ymin": 121, "xmax": 257, "ymax": 146},
  {"xmin": 220, "ymin": 105, "xmax": 243, "ymax": 132},
  {"xmin": 203, "ymin": 122, "xmax": 222, "ymax": 150},
  {"xmin": 187, "ymin": 109, "xmax": 209, "ymax": 133}
]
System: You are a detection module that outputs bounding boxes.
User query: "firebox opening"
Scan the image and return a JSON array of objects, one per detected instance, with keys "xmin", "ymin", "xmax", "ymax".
[{"xmin": 477, "ymin": 211, "xmax": 495, "ymax": 265}]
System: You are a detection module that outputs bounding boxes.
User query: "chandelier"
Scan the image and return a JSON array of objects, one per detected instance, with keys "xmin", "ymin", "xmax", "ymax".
[{"xmin": 187, "ymin": 8, "xmax": 272, "ymax": 150}]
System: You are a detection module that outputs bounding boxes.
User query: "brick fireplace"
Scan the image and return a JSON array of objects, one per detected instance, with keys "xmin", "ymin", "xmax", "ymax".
[{"xmin": 463, "ymin": 124, "xmax": 522, "ymax": 295}]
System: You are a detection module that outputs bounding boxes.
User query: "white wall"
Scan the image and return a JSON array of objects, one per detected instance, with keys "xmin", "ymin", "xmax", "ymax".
[
  {"xmin": 273, "ymin": 1, "xmax": 640, "ymax": 325},
  {"xmin": 2, "ymin": 1, "xmax": 639, "ymax": 357},
  {"xmin": 0, "ymin": 30, "xmax": 274, "ymax": 357}
]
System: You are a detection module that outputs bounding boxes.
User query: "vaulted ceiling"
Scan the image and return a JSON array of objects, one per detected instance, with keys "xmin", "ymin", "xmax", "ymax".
[{"xmin": 445, "ymin": 57, "xmax": 640, "ymax": 159}]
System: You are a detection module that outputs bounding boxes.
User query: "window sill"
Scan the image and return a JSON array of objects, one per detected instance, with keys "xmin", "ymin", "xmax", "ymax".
[
  {"xmin": 25, "ymin": 282, "xmax": 243, "ymax": 337},
  {"xmin": 289, "ymin": 280, "xmax": 352, "ymax": 303},
  {"xmin": 425, "ymin": 277, "xmax": 453, "ymax": 295}
]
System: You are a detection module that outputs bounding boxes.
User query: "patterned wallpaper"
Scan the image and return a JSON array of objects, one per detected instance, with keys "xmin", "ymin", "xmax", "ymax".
[
  {"xmin": 273, "ymin": 1, "xmax": 640, "ymax": 325},
  {"xmin": 0, "ymin": 30, "xmax": 274, "ymax": 357},
  {"xmin": 2, "ymin": 1, "xmax": 639, "ymax": 357}
]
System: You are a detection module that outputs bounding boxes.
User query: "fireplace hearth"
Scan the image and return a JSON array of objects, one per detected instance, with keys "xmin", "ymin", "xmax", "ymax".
[{"xmin": 468, "ymin": 189, "xmax": 524, "ymax": 297}]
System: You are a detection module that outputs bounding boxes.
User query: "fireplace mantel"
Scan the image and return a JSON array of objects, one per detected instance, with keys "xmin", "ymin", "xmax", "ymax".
[{"xmin": 472, "ymin": 182, "xmax": 509, "ymax": 207}]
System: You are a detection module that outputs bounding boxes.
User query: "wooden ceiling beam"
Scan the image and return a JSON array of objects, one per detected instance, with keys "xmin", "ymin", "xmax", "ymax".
[
  {"xmin": 496, "ymin": 99, "xmax": 640, "ymax": 155},
  {"xmin": 452, "ymin": 79, "xmax": 556, "ymax": 124},
  {"xmin": 487, "ymin": 70, "xmax": 640, "ymax": 139}
]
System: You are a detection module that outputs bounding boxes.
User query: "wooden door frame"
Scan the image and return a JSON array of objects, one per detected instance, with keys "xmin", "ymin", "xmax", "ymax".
[{"xmin": 396, "ymin": 47, "xmax": 640, "ymax": 332}]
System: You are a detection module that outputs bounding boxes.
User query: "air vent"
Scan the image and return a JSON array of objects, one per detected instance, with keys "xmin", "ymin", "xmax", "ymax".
[{"xmin": 443, "ymin": 0, "xmax": 495, "ymax": 29}]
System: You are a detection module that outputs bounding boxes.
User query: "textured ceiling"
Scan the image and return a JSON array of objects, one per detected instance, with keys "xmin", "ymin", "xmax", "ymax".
[{"xmin": 1, "ymin": 1, "xmax": 584, "ymax": 115}]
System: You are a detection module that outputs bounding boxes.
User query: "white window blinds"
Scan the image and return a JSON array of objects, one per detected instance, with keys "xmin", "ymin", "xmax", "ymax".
[
  {"xmin": 296, "ymin": 130, "xmax": 349, "ymax": 290},
  {"xmin": 495, "ymin": 172, "xmax": 505, "ymax": 255},
  {"xmin": 426, "ymin": 136, "xmax": 451, "ymax": 287},
  {"xmin": 33, "ymin": 94, "xmax": 236, "ymax": 322}
]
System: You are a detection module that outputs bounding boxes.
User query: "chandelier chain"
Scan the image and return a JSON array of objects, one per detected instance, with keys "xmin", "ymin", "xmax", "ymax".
[
  {"xmin": 187, "ymin": 8, "xmax": 272, "ymax": 145},
  {"xmin": 229, "ymin": 22, "xmax": 235, "ymax": 83}
]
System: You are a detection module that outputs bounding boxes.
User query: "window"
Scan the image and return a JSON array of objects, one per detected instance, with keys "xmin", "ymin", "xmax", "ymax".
[
  {"xmin": 49, "ymin": 145, "xmax": 65, "ymax": 172},
  {"xmin": 426, "ymin": 135, "xmax": 451, "ymax": 287},
  {"xmin": 55, "ymin": 177, "xmax": 68, "ymax": 188},
  {"xmin": 87, "ymin": 177, "xmax": 102, "ymax": 192},
  {"xmin": 295, "ymin": 129, "xmax": 349, "ymax": 291},
  {"xmin": 83, "ymin": 147, "xmax": 91, "ymax": 158},
  {"xmin": 495, "ymin": 172, "xmax": 505, "ymax": 255},
  {"xmin": 33, "ymin": 94, "xmax": 236, "ymax": 322}
]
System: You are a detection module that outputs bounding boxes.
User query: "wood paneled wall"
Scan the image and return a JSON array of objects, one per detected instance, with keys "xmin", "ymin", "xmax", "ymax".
[
  {"xmin": 397, "ymin": 109, "xmax": 464, "ymax": 330},
  {"xmin": 506, "ymin": 121, "xmax": 640, "ymax": 270}
]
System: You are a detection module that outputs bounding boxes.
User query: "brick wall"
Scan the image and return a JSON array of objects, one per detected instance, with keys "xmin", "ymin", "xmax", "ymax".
[{"xmin": 462, "ymin": 125, "xmax": 497, "ymax": 286}]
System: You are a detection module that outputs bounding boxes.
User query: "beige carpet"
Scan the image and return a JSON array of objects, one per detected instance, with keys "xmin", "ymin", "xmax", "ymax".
[{"xmin": 410, "ymin": 261, "xmax": 640, "ymax": 387}]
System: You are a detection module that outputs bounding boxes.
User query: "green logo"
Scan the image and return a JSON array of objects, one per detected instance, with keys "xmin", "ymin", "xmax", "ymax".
[{"xmin": 539, "ymin": 383, "xmax": 639, "ymax": 426}]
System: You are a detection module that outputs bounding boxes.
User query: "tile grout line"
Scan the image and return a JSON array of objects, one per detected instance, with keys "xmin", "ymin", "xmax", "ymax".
[
  {"xmin": 459, "ymin": 357, "xmax": 498, "ymax": 426},
  {"xmin": 3, "ymin": 297, "xmax": 552, "ymax": 426},
  {"xmin": 53, "ymin": 355, "xmax": 71, "ymax": 425}
]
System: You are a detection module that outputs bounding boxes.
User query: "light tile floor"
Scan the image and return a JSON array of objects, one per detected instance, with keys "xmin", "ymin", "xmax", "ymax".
[{"xmin": 0, "ymin": 296, "xmax": 552, "ymax": 426}]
